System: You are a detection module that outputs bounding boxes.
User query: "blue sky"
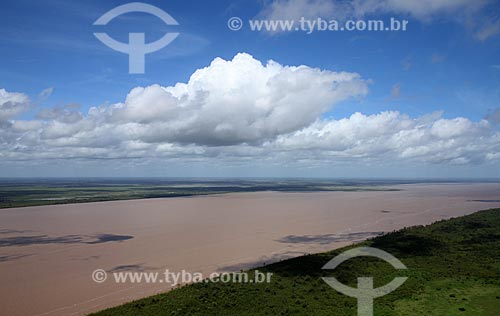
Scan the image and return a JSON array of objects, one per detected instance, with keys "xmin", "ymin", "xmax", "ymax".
[{"xmin": 0, "ymin": 0, "xmax": 499, "ymax": 177}]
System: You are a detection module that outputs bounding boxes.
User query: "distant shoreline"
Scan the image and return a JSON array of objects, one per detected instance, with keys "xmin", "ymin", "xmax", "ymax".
[
  {"xmin": 2, "ymin": 178, "xmax": 500, "ymax": 209},
  {"xmin": 0, "ymin": 178, "xmax": 407, "ymax": 209}
]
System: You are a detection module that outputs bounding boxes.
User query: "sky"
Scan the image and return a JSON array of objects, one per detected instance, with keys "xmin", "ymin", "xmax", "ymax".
[{"xmin": 0, "ymin": 0, "xmax": 499, "ymax": 178}]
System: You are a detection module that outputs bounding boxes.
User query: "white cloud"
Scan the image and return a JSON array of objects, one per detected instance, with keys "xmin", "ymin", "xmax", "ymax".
[
  {"xmin": 100, "ymin": 53, "xmax": 368, "ymax": 146},
  {"xmin": 38, "ymin": 87, "xmax": 54, "ymax": 100},
  {"xmin": 0, "ymin": 89, "xmax": 31, "ymax": 122},
  {"xmin": 259, "ymin": 0, "xmax": 488, "ymax": 20},
  {"xmin": 259, "ymin": 0, "xmax": 341, "ymax": 21},
  {"xmin": 272, "ymin": 111, "xmax": 498, "ymax": 165},
  {"xmin": 0, "ymin": 53, "xmax": 498, "ymax": 170},
  {"xmin": 257, "ymin": 0, "xmax": 499, "ymax": 39},
  {"xmin": 474, "ymin": 18, "xmax": 500, "ymax": 41},
  {"xmin": 37, "ymin": 104, "xmax": 82, "ymax": 123},
  {"xmin": 353, "ymin": 0, "xmax": 486, "ymax": 20}
]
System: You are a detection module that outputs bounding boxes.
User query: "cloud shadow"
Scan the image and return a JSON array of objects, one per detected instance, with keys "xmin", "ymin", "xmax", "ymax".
[
  {"xmin": 276, "ymin": 231, "xmax": 384, "ymax": 245},
  {"xmin": 0, "ymin": 233, "xmax": 134, "ymax": 247}
]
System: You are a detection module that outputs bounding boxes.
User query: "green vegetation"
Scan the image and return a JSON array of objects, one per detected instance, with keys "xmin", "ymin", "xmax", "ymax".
[
  {"xmin": 0, "ymin": 179, "xmax": 399, "ymax": 208},
  {"xmin": 91, "ymin": 208, "xmax": 500, "ymax": 316}
]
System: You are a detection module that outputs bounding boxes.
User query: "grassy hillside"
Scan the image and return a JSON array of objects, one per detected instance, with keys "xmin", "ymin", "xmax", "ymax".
[{"xmin": 91, "ymin": 208, "xmax": 500, "ymax": 316}]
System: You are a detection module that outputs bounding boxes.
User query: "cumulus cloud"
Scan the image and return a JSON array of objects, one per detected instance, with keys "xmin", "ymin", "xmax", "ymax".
[
  {"xmin": 97, "ymin": 53, "xmax": 368, "ymax": 146},
  {"xmin": 37, "ymin": 104, "xmax": 82, "ymax": 124},
  {"xmin": 0, "ymin": 89, "xmax": 31, "ymax": 122},
  {"xmin": 0, "ymin": 53, "xmax": 498, "ymax": 170},
  {"xmin": 272, "ymin": 111, "xmax": 499, "ymax": 165}
]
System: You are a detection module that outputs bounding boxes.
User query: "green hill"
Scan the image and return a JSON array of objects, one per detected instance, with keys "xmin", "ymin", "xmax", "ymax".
[{"xmin": 91, "ymin": 208, "xmax": 500, "ymax": 316}]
